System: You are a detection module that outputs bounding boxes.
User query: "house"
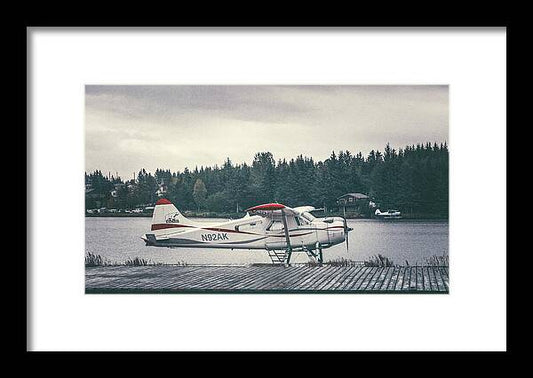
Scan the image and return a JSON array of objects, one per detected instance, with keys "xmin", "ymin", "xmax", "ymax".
[
  {"xmin": 336, "ymin": 193, "xmax": 371, "ymax": 215},
  {"xmin": 337, "ymin": 192, "xmax": 370, "ymax": 204}
]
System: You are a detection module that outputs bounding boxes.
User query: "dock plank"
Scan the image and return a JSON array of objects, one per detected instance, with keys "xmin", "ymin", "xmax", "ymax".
[
  {"xmin": 323, "ymin": 266, "xmax": 358, "ymax": 290},
  {"xmin": 422, "ymin": 267, "xmax": 431, "ymax": 291},
  {"xmin": 289, "ymin": 266, "xmax": 331, "ymax": 290},
  {"xmin": 351, "ymin": 267, "xmax": 374, "ymax": 290},
  {"xmin": 250, "ymin": 266, "xmax": 305, "ymax": 290},
  {"xmin": 332, "ymin": 266, "xmax": 362, "ymax": 290},
  {"xmin": 343, "ymin": 266, "xmax": 370, "ymax": 290},
  {"xmin": 416, "ymin": 266, "xmax": 424, "ymax": 291},
  {"xmin": 438, "ymin": 267, "xmax": 449, "ymax": 291},
  {"xmin": 408, "ymin": 267, "xmax": 417, "ymax": 290},
  {"xmin": 286, "ymin": 266, "xmax": 328, "ymax": 290},
  {"xmin": 427, "ymin": 266, "xmax": 438, "ymax": 291},
  {"xmin": 385, "ymin": 267, "xmax": 400, "ymax": 290},
  {"xmin": 264, "ymin": 266, "xmax": 308, "ymax": 290},
  {"xmin": 393, "ymin": 267, "xmax": 405, "ymax": 290},
  {"xmin": 403, "ymin": 267, "xmax": 410, "ymax": 290},
  {"xmin": 310, "ymin": 267, "xmax": 345, "ymax": 290},
  {"xmin": 230, "ymin": 266, "xmax": 280, "ymax": 289},
  {"xmin": 358, "ymin": 267, "xmax": 379, "ymax": 291},
  {"xmin": 372, "ymin": 267, "xmax": 391, "ymax": 290},
  {"xmin": 207, "ymin": 266, "xmax": 265, "ymax": 290},
  {"xmin": 334, "ymin": 266, "xmax": 363, "ymax": 290}
]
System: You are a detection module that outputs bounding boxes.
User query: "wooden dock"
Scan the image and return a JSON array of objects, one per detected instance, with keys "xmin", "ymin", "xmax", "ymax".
[{"xmin": 85, "ymin": 265, "xmax": 449, "ymax": 293}]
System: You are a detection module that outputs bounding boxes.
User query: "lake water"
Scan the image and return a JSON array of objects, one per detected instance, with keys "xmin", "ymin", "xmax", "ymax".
[{"xmin": 85, "ymin": 217, "xmax": 448, "ymax": 265}]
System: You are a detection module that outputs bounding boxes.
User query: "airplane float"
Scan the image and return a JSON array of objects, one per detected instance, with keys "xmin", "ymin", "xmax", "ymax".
[{"xmin": 142, "ymin": 198, "xmax": 353, "ymax": 265}]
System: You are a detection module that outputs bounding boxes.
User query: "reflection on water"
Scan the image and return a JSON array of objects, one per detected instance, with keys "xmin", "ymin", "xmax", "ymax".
[{"xmin": 85, "ymin": 217, "xmax": 448, "ymax": 265}]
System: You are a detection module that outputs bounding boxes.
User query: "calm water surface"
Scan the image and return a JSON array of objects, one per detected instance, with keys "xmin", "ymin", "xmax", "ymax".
[{"xmin": 85, "ymin": 217, "xmax": 448, "ymax": 265}]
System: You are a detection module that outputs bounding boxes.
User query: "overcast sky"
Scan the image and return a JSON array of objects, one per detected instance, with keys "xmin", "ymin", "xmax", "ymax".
[{"xmin": 85, "ymin": 85, "xmax": 448, "ymax": 179}]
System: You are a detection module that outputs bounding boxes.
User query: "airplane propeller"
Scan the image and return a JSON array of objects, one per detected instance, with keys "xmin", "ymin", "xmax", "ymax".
[
  {"xmin": 343, "ymin": 217, "xmax": 352, "ymax": 252},
  {"xmin": 342, "ymin": 207, "xmax": 353, "ymax": 253}
]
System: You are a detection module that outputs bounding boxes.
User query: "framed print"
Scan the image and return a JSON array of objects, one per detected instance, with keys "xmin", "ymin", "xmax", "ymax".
[{"xmin": 28, "ymin": 27, "xmax": 506, "ymax": 351}]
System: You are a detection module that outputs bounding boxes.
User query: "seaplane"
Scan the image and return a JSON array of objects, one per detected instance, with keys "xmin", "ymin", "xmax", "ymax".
[
  {"xmin": 374, "ymin": 208, "xmax": 402, "ymax": 219},
  {"xmin": 141, "ymin": 198, "xmax": 353, "ymax": 265}
]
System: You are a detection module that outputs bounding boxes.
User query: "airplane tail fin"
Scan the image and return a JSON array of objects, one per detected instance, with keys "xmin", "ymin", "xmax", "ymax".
[{"xmin": 150, "ymin": 198, "xmax": 196, "ymax": 231}]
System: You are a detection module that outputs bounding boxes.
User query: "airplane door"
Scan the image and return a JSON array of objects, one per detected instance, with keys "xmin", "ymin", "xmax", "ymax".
[
  {"xmin": 291, "ymin": 216, "xmax": 308, "ymax": 248},
  {"xmin": 265, "ymin": 220, "xmax": 287, "ymax": 250},
  {"xmin": 265, "ymin": 216, "xmax": 302, "ymax": 250},
  {"xmin": 326, "ymin": 226, "xmax": 333, "ymax": 245}
]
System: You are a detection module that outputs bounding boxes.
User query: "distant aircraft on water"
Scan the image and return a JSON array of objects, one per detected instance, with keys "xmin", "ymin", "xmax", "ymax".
[{"xmin": 374, "ymin": 208, "xmax": 402, "ymax": 219}]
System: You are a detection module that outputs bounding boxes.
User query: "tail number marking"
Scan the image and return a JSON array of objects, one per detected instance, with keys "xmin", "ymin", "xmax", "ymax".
[{"xmin": 201, "ymin": 233, "xmax": 229, "ymax": 242}]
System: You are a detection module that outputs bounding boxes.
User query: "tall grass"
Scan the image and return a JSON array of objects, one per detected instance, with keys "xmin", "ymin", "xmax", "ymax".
[
  {"xmin": 85, "ymin": 252, "xmax": 168, "ymax": 267},
  {"xmin": 85, "ymin": 252, "xmax": 109, "ymax": 267},
  {"xmin": 326, "ymin": 257, "xmax": 361, "ymax": 267},
  {"xmin": 363, "ymin": 254, "xmax": 395, "ymax": 267},
  {"xmin": 425, "ymin": 254, "xmax": 449, "ymax": 267},
  {"xmin": 304, "ymin": 257, "xmax": 362, "ymax": 267},
  {"xmin": 124, "ymin": 257, "xmax": 158, "ymax": 266}
]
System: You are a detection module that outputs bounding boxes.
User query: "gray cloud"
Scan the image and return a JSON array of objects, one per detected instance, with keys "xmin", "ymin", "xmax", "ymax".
[
  {"xmin": 85, "ymin": 85, "xmax": 448, "ymax": 178},
  {"xmin": 86, "ymin": 85, "xmax": 309, "ymax": 125}
]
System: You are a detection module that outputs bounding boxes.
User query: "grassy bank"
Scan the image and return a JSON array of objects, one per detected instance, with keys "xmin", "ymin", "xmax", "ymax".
[{"xmin": 85, "ymin": 252, "xmax": 186, "ymax": 267}]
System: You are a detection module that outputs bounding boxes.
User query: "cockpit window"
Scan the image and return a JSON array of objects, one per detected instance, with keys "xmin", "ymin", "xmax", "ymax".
[
  {"xmin": 301, "ymin": 212, "xmax": 315, "ymax": 222},
  {"xmin": 267, "ymin": 221, "xmax": 284, "ymax": 231},
  {"xmin": 236, "ymin": 222, "xmax": 257, "ymax": 232}
]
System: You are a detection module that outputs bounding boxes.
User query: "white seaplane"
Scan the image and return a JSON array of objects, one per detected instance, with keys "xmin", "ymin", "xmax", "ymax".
[
  {"xmin": 141, "ymin": 198, "xmax": 353, "ymax": 264},
  {"xmin": 374, "ymin": 208, "xmax": 402, "ymax": 219}
]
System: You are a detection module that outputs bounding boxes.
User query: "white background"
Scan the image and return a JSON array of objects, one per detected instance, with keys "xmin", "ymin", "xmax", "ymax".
[{"xmin": 28, "ymin": 28, "xmax": 506, "ymax": 351}]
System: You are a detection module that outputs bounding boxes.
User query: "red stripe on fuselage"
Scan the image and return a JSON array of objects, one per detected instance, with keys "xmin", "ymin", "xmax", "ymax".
[
  {"xmin": 270, "ymin": 231, "xmax": 314, "ymax": 238},
  {"xmin": 151, "ymin": 223, "xmax": 259, "ymax": 235},
  {"xmin": 203, "ymin": 227, "xmax": 258, "ymax": 235},
  {"xmin": 151, "ymin": 223, "xmax": 193, "ymax": 231}
]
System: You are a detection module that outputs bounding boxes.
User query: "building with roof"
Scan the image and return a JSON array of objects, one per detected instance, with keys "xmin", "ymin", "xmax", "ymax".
[{"xmin": 336, "ymin": 193, "xmax": 372, "ymax": 217}]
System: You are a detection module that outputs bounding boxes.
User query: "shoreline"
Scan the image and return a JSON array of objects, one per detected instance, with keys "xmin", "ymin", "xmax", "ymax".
[{"xmin": 85, "ymin": 213, "xmax": 448, "ymax": 221}]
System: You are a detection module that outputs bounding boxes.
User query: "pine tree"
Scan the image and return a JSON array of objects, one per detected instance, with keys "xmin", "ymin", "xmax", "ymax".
[
  {"xmin": 86, "ymin": 141, "xmax": 449, "ymax": 218},
  {"xmin": 192, "ymin": 178, "xmax": 207, "ymax": 211}
]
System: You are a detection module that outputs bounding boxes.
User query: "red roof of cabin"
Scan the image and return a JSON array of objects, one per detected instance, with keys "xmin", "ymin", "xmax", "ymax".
[{"xmin": 156, "ymin": 198, "xmax": 172, "ymax": 205}]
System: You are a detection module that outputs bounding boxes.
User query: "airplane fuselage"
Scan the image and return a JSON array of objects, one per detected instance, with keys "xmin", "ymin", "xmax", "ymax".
[{"xmin": 142, "ymin": 214, "xmax": 347, "ymax": 251}]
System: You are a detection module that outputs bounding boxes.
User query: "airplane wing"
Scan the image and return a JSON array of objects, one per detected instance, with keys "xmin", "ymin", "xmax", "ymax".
[
  {"xmin": 292, "ymin": 206, "xmax": 315, "ymax": 214},
  {"xmin": 245, "ymin": 203, "xmax": 298, "ymax": 217}
]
